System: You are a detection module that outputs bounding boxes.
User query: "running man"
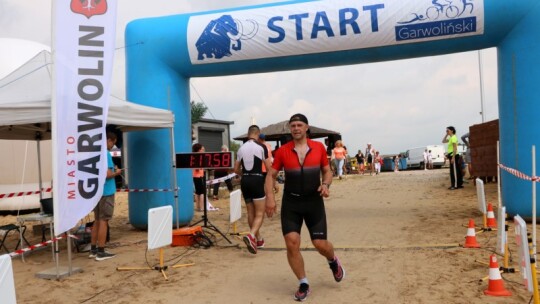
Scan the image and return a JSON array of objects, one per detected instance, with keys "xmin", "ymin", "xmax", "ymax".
[
  {"xmin": 265, "ymin": 113, "xmax": 345, "ymax": 302},
  {"xmin": 234, "ymin": 125, "xmax": 272, "ymax": 254}
]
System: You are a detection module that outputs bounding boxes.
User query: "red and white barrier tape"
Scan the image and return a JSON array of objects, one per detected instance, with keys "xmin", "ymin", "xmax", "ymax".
[
  {"xmin": 0, "ymin": 188, "xmax": 52, "ymax": 199},
  {"xmin": 8, "ymin": 235, "xmax": 73, "ymax": 258},
  {"xmin": 206, "ymin": 173, "xmax": 237, "ymax": 185},
  {"xmin": 498, "ymin": 164, "xmax": 539, "ymax": 182},
  {"xmin": 116, "ymin": 188, "xmax": 178, "ymax": 193},
  {"xmin": 2, "ymin": 174, "xmax": 236, "ymax": 197}
]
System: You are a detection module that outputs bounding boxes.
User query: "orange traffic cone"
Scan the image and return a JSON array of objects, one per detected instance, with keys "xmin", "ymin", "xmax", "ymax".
[
  {"xmin": 484, "ymin": 255, "xmax": 512, "ymax": 296},
  {"xmin": 463, "ymin": 219, "xmax": 480, "ymax": 248},
  {"xmin": 486, "ymin": 203, "xmax": 497, "ymax": 228}
]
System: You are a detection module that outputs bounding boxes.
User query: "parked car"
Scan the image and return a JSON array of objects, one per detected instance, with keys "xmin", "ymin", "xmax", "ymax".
[{"xmin": 405, "ymin": 145, "xmax": 446, "ymax": 169}]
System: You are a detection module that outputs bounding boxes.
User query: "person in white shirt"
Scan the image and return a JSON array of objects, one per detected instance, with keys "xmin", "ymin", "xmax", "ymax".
[{"xmin": 423, "ymin": 149, "xmax": 429, "ymax": 170}]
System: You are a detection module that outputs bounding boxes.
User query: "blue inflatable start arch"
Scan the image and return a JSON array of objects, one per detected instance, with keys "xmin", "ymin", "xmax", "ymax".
[{"xmin": 125, "ymin": 0, "xmax": 540, "ymax": 228}]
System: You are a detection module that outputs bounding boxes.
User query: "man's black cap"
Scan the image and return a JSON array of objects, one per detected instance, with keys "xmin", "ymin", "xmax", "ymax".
[{"xmin": 289, "ymin": 113, "xmax": 309, "ymax": 124}]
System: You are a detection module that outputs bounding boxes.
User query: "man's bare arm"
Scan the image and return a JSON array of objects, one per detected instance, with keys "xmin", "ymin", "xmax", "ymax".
[{"xmin": 265, "ymin": 167, "xmax": 279, "ymax": 217}]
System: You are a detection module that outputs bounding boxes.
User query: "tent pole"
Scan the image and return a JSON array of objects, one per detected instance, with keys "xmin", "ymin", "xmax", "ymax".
[
  {"xmin": 67, "ymin": 232, "xmax": 73, "ymax": 274},
  {"xmin": 36, "ymin": 137, "xmax": 43, "ymax": 201},
  {"xmin": 169, "ymin": 127, "xmax": 179, "ymax": 229}
]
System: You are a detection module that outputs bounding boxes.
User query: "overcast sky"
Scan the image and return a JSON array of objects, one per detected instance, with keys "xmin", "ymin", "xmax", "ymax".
[{"xmin": 0, "ymin": 0, "xmax": 499, "ymax": 155}]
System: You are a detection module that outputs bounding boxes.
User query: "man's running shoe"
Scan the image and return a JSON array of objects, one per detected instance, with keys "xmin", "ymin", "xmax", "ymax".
[
  {"xmin": 88, "ymin": 249, "xmax": 98, "ymax": 259},
  {"xmin": 256, "ymin": 238, "xmax": 265, "ymax": 249},
  {"xmin": 95, "ymin": 251, "xmax": 116, "ymax": 261},
  {"xmin": 329, "ymin": 256, "xmax": 345, "ymax": 282},
  {"xmin": 293, "ymin": 283, "xmax": 310, "ymax": 302},
  {"xmin": 243, "ymin": 234, "xmax": 257, "ymax": 254}
]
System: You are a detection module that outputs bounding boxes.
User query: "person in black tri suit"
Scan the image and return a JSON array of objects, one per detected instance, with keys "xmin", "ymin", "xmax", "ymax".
[
  {"xmin": 265, "ymin": 114, "xmax": 345, "ymax": 302},
  {"xmin": 234, "ymin": 125, "xmax": 272, "ymax": 254}
]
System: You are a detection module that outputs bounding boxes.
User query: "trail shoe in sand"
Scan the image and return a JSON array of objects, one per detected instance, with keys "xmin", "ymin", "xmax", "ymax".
[
  {"xmin": 95, "ymin": 251, "xmax": 116, "ymax": 261},
  {"xmin": 243, "ymin": 234, "xmax": 257, "ymax": 254},
  {"xmin": 329, "ymin": 256, "xmax": 345, "ymax": 282},
  {"xmin": 88, "ymin": 249, "xmax": 98, "ymax": 259},
  {"xmin": 294, "ymin": 283, "xmax": 310, "ymax": 302}
]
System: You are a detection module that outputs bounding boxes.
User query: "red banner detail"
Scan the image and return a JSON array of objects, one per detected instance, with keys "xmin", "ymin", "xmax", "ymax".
[{"xmin": 70, "ymin": 0, "xmax": 107, "ymax": 18}]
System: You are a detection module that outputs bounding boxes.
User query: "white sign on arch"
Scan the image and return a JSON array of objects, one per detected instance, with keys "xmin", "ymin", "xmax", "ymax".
[{"xmin": 187, "ymin": 0, "xmax": 484, "ymax": 64}]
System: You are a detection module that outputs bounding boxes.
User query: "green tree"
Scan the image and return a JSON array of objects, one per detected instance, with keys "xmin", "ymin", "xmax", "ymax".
[
  {"xmin": 229, "ymin": 140, "xmax": 241, "ymax": 157},
  {"xmin": 191, "ymin": 101, "xmax": 207, "ymax": 141},
  {"xmin": 191, "ymin": 100, "xmax": 207, "ymax": 124}
]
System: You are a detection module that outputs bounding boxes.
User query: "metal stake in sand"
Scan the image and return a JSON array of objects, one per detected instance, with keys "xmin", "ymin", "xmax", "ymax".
[{"xmin": 116, "ymin": 206, "xmax": 194, "ymax": 280}]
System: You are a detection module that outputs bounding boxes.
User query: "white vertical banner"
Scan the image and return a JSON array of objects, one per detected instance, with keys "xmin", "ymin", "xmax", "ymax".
[{"xmin": 52, "ymin": 0, "xmax": 118, "ymax": 235}]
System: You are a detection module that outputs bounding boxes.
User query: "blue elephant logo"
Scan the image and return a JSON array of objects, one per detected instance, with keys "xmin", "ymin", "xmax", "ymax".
[{"xmin": 195, "ymin": 15, "xmax": 259, "ymax": 60}]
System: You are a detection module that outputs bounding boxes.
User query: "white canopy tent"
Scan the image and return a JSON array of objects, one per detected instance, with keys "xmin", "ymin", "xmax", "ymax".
[
  {"xmin": 0, "ymin": 49, "xmax": 174, "ymax": 139},
  {"xmin": 0, "ymin": 94, "xmax": 175, "ymax": 140}
]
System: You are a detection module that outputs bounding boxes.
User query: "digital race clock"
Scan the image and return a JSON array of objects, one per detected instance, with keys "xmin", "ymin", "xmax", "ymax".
[{"xmin": 175, "ymin": 152, "xmax": 234, "ymax": 169}]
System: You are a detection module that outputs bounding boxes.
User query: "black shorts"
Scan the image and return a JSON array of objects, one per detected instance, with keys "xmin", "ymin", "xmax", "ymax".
[
  {"xmin": 281, "ymin": 192, "xmax": 327, "ymax": 240},
  {"xmin": 367, "ymin": 155, "xmax": 373, "ymax": 164},
  {"xmin": 241, "ymin": 175, "xmax": 265, "ymax": 203},
  {"xmin": 193, "ymin": 177, "xmax": 205, "ymax": 195}
]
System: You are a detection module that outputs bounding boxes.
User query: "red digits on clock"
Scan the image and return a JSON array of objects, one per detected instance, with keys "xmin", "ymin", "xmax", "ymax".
[
  {"xmin": 222, "ymin": 153, "xmax": 230, "ymax": 167},
  {"xmin": 204, "ymin": 153, "xmax": 212, "ymax": 167},
  {"xmin": 213, "ymin": 153, "xmax": 221, "ymax": 167}
]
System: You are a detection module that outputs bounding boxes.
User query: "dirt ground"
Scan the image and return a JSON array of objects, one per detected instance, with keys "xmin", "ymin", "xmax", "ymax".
[{"xmin": 1, "ymin": 168, "xmax": 535, "ymax": 303}]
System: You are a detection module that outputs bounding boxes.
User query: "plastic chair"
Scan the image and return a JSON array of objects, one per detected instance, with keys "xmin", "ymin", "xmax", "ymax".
[{"xmin": 0, "ymin": 224, "xmax": 30, "ymax": 253}]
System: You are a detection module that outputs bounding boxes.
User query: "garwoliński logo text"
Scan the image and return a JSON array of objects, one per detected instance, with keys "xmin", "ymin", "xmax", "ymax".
[
  {"xmin": 71, "ymin": 0, "xmax": 108, "ymax": 19},
  {"xmin": 395, "ymin": 0, "xmax": 477, "ymax": 41}
]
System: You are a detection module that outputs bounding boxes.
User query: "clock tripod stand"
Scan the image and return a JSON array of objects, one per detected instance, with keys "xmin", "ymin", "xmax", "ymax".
[{"xmin": 190, "ymin": 170, "xmax": 232, "ymax": 244}]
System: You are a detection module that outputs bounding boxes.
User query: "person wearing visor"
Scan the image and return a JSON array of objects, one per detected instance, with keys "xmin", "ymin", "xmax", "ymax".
[{"xmin": 265, "ymin": 113, "xmax": 345, "ymax": 302}]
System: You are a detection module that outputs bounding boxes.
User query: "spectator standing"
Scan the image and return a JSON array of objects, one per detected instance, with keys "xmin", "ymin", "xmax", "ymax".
[
  {"xmin": 192, "ymin": 143, "xmax": 206, "ymax": 211},
  {"xmin": 343, "ymin": 146, "xmax": 349, "ymax": 178},
  {"xmin": 259, "ymin": 133, "xmax": 278, "ymax": 194},
  {"xmin": 442, "ymin": 126, "xmax": 463, "ymax": 189},
  {"xmin": 423, "ymin": 149, "xmax": 429, "ymax": 170},
  {"xmin": 324, "ymin": 138, "xmax": 335, "ymax": 176},
  {"xmin": 89, "ymin": 132, "xmax": 122, "ymax": 261},
  {"xmin": 332, "ymin": 140, "xmax": 347, "ymax": 180},
  {"xmin": 427, "ymin": 150, "xmax": 433, "ymax": 169},
  {"xmin": 355, "ymin": 150, "xmax": 365, "ymax": 175},
  {"xmin": 365, "ymin": 143, "xmax": 375, "ymax": 175},
  {"xmin": 461, "ymin": 132, "xmax": 473, "ymax": 179},
  {"xmin": 374, "ymin": 151, "xmax": 382, "ymax": 175}
]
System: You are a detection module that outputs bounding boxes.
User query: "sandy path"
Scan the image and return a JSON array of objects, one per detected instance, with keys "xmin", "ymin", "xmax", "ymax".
[{"xmin": 2, "ymin": 168, "xmax": 533, "ymax": 303}]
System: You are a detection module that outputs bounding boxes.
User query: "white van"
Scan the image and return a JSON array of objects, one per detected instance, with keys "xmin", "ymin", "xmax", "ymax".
[{"xmin": 405, "ymin": 145, "xmax": 446, "ymax": 169}]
